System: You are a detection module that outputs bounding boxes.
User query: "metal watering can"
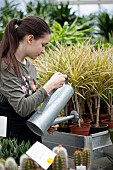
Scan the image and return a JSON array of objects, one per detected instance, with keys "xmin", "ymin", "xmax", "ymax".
[{"xmin": 27, "ymin": 81, "xmax": 79, "ymax": 136}]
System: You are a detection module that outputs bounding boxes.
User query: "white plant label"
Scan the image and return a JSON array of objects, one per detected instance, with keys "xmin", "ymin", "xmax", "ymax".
[
  {"xmin": 76, "ymin": 165, "xmax": 86, "ymax": 170},
  {"xmin": 0, "ymin": 116, "xmax": 7, "ymax": 137},
  {"xmin": 26, "ymin": 141, "xmax": 56, "ymax": 170}
]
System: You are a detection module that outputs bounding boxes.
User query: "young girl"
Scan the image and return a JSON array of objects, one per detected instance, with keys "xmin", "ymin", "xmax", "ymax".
[{"xmin": 0, "ymin": 16, "xmax": 67, "ymax": 144}]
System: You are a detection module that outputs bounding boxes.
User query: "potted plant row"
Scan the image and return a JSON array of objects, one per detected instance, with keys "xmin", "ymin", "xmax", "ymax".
[
  {"xmin": 33, "ymin": 41, "xmax": 113, "ymax": 135},
  {"xmin": 0, "ymin": 137, "xmax": 92, "ymax": 170}
]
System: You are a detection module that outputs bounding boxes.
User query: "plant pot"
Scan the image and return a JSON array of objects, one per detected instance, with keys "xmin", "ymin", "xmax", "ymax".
[
  {"xmin": 101, "ymin": 120, "xmax": 113, "ymax": 128},
  {"xmin": 57, "ymin": 125, "xmax": 71, "ymax": 133},
  {"xmin": 99, "ymin": 113, "xmax": 111, "ymax": 120},
  {"xmin": 84, "ymin": 119, "xmax": 92, "ymax": 125},
  {"xmin": 90, "ymin": 123, "xmax": 108, "ymax": 134},
  {"xmin": 71, "ymin": 119, "xmax": 91, "ymax": 127},
  {"xmin": 70, "ymin": 124, "xmax": 90, "ymax": 136}
]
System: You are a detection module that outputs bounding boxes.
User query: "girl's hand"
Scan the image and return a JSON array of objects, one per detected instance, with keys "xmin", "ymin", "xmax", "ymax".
[
  {"xmin": 47, "ymin": 124, "xmax": 59, "ymax": 134},
  {"xmin": 43, "ymin": 72, "xmax": 67, "ymax": 94}
]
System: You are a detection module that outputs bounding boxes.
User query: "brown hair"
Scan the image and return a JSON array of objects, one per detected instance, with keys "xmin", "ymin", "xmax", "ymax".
[{"xmin": 0, "ymin": 16, "xmax": 51, "ymax": 76}]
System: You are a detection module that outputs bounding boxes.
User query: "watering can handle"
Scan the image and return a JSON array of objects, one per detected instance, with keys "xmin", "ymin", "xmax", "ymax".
[{"xmin": 65, "ymin": 77, "xmax": 68, "ymax": 84}]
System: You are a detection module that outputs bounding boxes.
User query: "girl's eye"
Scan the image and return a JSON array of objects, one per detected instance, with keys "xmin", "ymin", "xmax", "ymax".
[
  {"xmin": 42, "ymin": 43, "xmax": 48, "ymax": 47},
  {"xmin": 42, "ymin": 44, "xmax": 45, "ymax": 47}
]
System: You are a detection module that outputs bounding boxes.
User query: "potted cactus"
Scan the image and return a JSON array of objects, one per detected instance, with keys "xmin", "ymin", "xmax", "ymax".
[
  {"xmin": 5, "ymin": 157, "xmax": 18, "ymax": 170},
  {"xmin": 73, "ymin": 149, "xmax": 84, "ymax": 167},
  {"xmin": 19, "ymin": 154, "xmax": 43, "ymax": 170},
  {"xmin": 73, "ymin": 147, "xmax": 91, "ymax": 170},
  {"xmin": 51, "ymin": 145, "xmax": 68, "ymax": 170},
  {"xmin": 0, "ymin": 157, "xmax": 18, "ymax": 170}
]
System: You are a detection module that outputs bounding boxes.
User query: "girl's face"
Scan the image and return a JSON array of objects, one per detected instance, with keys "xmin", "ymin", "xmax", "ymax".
[{"xmin": 26, "ymin": 33, "xmax": 50, "ymax": 59}]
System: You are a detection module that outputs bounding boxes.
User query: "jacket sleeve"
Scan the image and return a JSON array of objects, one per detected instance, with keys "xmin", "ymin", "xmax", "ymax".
[{"xmin": 0, "ymin": 69, "xmax": 48, "ymax": 117}]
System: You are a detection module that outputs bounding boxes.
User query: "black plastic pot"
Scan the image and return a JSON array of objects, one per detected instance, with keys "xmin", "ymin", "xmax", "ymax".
[
  {"xmin": 90, "ymin": 123, "xmax": 108, "ymax": 134},
  {"xmin": 57, "ymin": 126, "xmax": 71, "ymax": 133}
]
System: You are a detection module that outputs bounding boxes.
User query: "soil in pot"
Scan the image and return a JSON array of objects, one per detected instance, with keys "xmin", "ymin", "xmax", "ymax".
[
  {"xmin": 57, "ymin": 125, "xmax": 71, "ymax": 133},
  {"xmin": 70, "ymin": 124, "xmax": 90, "ymax": 136},
  {"xmin": 57, "ymin": 122, "xmax": 72, "ymax": 133},
  {"xmin": 90, "ymin": 123, "xmax": 108, "ymax": 134}
]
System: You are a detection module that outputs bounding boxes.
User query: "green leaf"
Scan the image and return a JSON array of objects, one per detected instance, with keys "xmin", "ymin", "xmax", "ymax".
[{"xmin": 108, "ymin": 128, "xmax": 113, "ymax": 143}]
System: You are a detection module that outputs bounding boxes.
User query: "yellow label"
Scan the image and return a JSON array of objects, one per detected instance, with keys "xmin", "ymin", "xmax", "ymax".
[{"xmin": 47, "ymin": 157, "xmax": 53, "ymax": 164}]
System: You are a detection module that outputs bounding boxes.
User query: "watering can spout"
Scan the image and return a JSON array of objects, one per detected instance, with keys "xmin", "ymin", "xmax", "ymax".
[{"xmin": 52, "ymin": 110, "xmax": 79, "ymax": 125}]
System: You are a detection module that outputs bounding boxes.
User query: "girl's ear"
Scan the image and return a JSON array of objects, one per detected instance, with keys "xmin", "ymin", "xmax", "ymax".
[{"xmin": 27, "ymin": 35, "xmax": 34, "ymax": 45}]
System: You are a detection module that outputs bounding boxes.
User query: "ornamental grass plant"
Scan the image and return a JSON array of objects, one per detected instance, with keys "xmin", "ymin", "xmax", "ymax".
[{"xmin": 33, "ymin": 42, "xmax": 113, "ymax": 128}]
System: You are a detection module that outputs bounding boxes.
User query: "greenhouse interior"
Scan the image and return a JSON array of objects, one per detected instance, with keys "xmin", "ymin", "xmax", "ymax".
[{"xmin": 0, "ymin": 0, "xmax": 113, "ymax": 169}]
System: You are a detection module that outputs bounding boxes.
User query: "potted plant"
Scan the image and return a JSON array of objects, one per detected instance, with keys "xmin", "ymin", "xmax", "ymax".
[
  {"xmin": 35, "ymin": 42, "xmax": 113, "ymax": 159},
  {"xmin": 0, "ymin": 138, "xmax": 31, "ymax": 164},
  {"xmin": 86, "ymin": 46, "xmax": 113, "ymax": 133},
  {"xmin": 33, "ymin": 41, "xmax": 113, "ymax": 131},
  {"xmin": 100, "ymin": 89, "xmax": 113, "ymax": 128}
]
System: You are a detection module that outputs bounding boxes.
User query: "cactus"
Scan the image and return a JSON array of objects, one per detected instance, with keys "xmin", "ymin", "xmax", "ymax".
[
  {"xmin": 83, "ymin": 147, "xmax": 91, "ymax": 169},
  {"xmin": 52, "ymin": 145, "xmax": 68, "ymax": 170},
  {"xmin": 73, "ymin": 147, "xmax": 91, "ymax": 170},
  {"xmin": 73, "ymin": 149, "xmax": 84, "ymax": 168},
  {"xmin": 5, "ymin": 157, "xmax": 18, "ymax": 170},
  {"xmin": 52, "ymin": 154, "xmax": 65, "ymax": 170},
  {"xmin": 0, "ymin": 163, "xmax": 5, "ymax": 170},
  {"xmin": 22, "ymin": 158, "xmax": 37, "ymax": 170},
  {"xmin": 19, "ymin": 154, "xmax": 43, "ymax": 170},
  {"xmin": 19, "ymin": 154, "xmax": 29, "ymax": 170}
]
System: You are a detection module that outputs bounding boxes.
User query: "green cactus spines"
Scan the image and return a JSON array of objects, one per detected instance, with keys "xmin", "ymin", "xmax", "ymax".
[
  {"xmin": 52, "ymin": 145, "xmax": 68, "ymax": 170},
  {"xmin": 23, "ymin": 158, "xmax": 37, "ymax": 170},
  {"xmin": 52, "ymin": 154, "xmax": 65, "ymax": 170},
  {"xmin": 73, "ymin": 147, "xmax": 91, "ymax": 170},
  {"xmin": 73, "ymin": 149, "xmax": 84, "ymax": 167},
  {"xmin": 83, "ymin": 147, "xmax": 91, "ymax": 170},
  {"xmin": 19, "ymin": 154, "xmax": 43, "ymax": 170}
]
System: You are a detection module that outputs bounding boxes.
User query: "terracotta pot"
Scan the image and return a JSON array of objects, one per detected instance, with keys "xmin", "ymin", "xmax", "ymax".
[
  {"xmin": 83, "ymin": 119, "xmax": 92, "ymax": 125},
  {"xmin": 99, "ymin": 113, "xmax": 110, "ymax": 120},
  {"xmin": 70, "ymin": 124, "xmax": 90, "ymax": 136},
  {"xmin": 71, "ymin": 119, "xmax": 91, "ymax": 126}
]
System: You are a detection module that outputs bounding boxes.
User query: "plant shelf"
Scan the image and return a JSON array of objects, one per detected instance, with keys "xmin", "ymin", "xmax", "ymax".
[{"xmin": 42, "ymin": 130, "xmax": 112, "ymax": 159}]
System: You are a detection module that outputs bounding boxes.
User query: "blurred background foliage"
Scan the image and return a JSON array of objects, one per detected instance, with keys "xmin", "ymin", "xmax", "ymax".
[{"xmin": 0, "ymin": 0, "xmax": 113, "ymax": 47}]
